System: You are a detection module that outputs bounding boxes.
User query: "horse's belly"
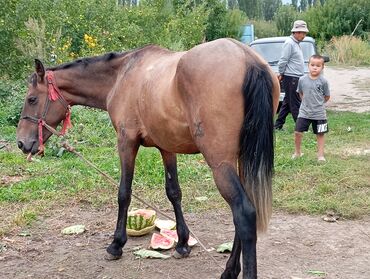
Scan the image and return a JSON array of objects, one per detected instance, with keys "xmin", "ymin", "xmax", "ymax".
[
  {"xmin": 143, "ymin": 121, "xmax": 198, "ymax": 154},
  {"xmin": 139, "ymin": 77, "xmax": 197, "ymax": 153}
]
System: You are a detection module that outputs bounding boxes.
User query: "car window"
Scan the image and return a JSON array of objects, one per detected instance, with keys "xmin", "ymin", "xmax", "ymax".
[
  {"xmin": 251, "ymin": 42, "xmax": 283, "ymax": 63},
  {"xmin": 251, "ymin": 41, "xmax": 316, "ymax": 63},
  {"xmin": 300, "ymin": 42, "xmax": 315, "ymax": 62}
]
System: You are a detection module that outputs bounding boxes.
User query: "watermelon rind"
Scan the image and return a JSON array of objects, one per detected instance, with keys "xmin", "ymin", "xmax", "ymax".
[
  {"xmin": 127, "ymin": 224, "xmax": 155, "ymax": 237},
  {"xmin": 126, "ymin": 209, "xmax": 157, "ymax": 231},
  {"xmin": 154, "ymin": 219, "xmax": 176, "ymax": 230}
]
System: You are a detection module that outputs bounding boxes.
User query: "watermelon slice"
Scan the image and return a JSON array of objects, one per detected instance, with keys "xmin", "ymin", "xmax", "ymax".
[
  {"xmin": 150, "ymin": 233, "xmax": 175, "ymax": 250},
  {"xmin": 160, "ymin": 228, "xmax": 198, "ymax": 247}
]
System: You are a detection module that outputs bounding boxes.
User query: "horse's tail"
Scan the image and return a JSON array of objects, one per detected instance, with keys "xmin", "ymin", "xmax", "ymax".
[{"xmin": 239, "ymin": 63, "xmax": 274, "ymax": 233}]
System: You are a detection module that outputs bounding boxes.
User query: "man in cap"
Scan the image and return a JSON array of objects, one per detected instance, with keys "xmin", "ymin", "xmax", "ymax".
[{"xmin": 274, "ymin": 20, "xmax": 309, "ymax": 130}]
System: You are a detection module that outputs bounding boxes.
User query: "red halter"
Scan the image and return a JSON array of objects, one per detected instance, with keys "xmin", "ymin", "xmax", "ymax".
[
  {"xmin": 45, "ymin": 71, "xmax": 72, "ymax": 135},
  {"xmin": 21, "ymin": 71, "xmax": 72, "ymax": 154}
]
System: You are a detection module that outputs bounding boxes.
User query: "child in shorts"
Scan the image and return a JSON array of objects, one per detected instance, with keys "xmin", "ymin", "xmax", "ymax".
[{"xmin": 292, "ymin": 54, "xmax": 330, "ymax": 162}]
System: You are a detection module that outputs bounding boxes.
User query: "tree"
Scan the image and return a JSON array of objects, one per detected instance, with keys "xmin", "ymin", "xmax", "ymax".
[
  {"xmin": 300, "ymin": 0, "xmax": 308, "ymax": 11},
  {"xmin": 117, "ymin": 0, "xmax": 138, "ymax": 6},
  {"xmin": 228, "ymin": 0, "xmax": 238, "ymax": 8},
  {"xmin": 275, "ymin": 5, "xmax": 298, "ymax": 35},
  {"xmin": 262, "ymin": 0, "xmax": 282, "ymax": 21},
  {"xmin": 291, "ymin": 0, "xmax": 298, "ymax": 10},
  {"xmin": 238, "ymin": 0, "xmax": 262, "ymax": 19},
  {"xmin": 303, "ymin": 0, "xmax": 370, "ymax": 41},
  {"xmin": 204, "ymin": 0, "xmax": 246, "ymax": 41}
]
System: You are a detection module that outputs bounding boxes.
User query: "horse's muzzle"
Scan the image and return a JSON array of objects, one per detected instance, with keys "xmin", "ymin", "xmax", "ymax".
[{"xmin": 17, "ymin": 139, "xmax": 38, "ymax": 155}]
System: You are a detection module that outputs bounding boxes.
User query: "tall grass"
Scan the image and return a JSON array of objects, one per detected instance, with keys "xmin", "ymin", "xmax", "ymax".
[{"xmin": 324, "ymin": 35, "xmax": 370, "ymax": 66}]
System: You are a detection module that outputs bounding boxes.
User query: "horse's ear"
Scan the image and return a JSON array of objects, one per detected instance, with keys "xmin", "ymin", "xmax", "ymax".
[{"xmin": 34, "ymin": 59, "xmax": 45, "ymax": 81}]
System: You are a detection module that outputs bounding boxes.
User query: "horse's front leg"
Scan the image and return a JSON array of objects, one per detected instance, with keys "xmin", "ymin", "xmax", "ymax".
[
  {"xmin": 160, "ymin": 149, "xmax": 191, "ymax": 258},
  {"xmin": 106, "ymin": 138, "xmax": 139, "ymax": 260}
]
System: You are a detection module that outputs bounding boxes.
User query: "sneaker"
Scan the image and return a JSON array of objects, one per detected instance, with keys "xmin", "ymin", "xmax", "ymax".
[
  {"xmin": 318, "ymin": 156, "xmax": 326, "ymax": 162},
  {"xmin": 291, "ymin": 153, "xmax": 304, "ymax": 159}
]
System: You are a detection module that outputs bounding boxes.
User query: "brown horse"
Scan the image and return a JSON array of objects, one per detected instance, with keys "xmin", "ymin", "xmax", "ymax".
[{"xmin": 16, "ymin": 38, "xmax": 279, "ymax": 278}]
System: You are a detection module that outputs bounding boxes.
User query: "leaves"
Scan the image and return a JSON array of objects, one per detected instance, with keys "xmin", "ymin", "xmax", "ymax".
[
  {"xmin": 194, "ymin": 196, "xmax": 208, "ymax": 202},
  {"xmin": 61, "ymin": 224, "xmax": 86, "ymax": 235},
  {"xmin": 133, "ymin": 249, "xmax": 170, "ymax": 259},
  {"xmin": 307, "ymin": 270, "xmax": 327, "ymax": 276},
  {"xmin": 216, "ymin": 242, "xmax": 233, "ymax": 253}
]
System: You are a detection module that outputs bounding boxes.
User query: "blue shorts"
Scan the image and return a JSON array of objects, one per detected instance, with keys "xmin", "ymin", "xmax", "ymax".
[{"xmin": 295, "ymin": 117, "xmax": 328, "ymax": 134}]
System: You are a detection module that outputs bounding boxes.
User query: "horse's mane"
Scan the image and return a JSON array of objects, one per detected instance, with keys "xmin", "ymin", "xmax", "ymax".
[{"xmin": 47, "ymin": 45, "xmax": 167, "ymax": 71}]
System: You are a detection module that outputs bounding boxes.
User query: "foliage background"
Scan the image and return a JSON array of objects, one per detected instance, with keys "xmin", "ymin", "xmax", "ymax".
[
  {"xmin": 0, "ymin": 0, "xmax": 369, "ymax": 80},
  {"xmin": 0, "ymin": 0, "xmax": 369, "ymax": 135}
]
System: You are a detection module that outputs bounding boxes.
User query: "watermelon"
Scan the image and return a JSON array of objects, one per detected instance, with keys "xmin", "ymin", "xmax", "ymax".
[
  {"xmin": 150, "ymin": 233, "xmax": 175, "ymax": 250},
  {"xmin": 154, "ymin": 219, "xmax": 176, "ymax": 230},
  {"xmin": 160, "ymin": 228, "xmax": 198, "ymax": 247},
  {"xmin": 126, "ymin": 209, "xmax": 156, "ymax": 236}
]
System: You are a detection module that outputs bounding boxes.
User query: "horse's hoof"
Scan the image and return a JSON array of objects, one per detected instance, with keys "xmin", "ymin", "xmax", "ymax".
[
  {"xmin": 173, "ymin": 250, "xmax": 186, "ymax": 259},
  {"xmin": 220, "ymin": 271, "xmax": 238, "ymax": 279},
  {"xmin": 173, "ymin": 246, "xmax": 191, "ymax": 259},
  {"xmin": 104, "ymin": 252, "xmax": 122, "ymax": 261},
  {"xmin": 105, "ymin": 244, "xmax": 123, "ymax": 261}
]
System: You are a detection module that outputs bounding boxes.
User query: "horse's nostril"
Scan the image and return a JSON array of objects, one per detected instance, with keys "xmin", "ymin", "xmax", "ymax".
[{"xmin": 17, "ymin": 141, "xmax": 24, "ymax": 149}]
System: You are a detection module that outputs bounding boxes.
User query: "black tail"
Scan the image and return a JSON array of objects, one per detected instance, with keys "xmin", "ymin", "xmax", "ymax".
[{"xmin": 239, "ymin": 63, "xmax": 274, "ymax": 233}]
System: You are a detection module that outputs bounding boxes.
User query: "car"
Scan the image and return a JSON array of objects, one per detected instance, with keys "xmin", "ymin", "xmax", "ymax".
[{"xmin": 249, "ymin": 36, "xmax": 329, "ymax": 110}]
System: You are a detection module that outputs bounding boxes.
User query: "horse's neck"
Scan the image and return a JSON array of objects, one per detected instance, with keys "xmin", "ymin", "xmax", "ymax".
[{"xmin": 56, "ymin": 60, "xmax": 123, "ymax": 110}]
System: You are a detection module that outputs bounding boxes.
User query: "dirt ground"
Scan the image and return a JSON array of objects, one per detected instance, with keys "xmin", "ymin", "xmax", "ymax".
[
  {"xmin": 1, "ymin": 67, "xmax": 370, "ymax": 279},
  {"xmin": 324, "ymin": 66, "xmax": 370, "ymax": 113},
  {"xmin": 1, "ymin": 207, "xmax": 370, "ymax": 279}
]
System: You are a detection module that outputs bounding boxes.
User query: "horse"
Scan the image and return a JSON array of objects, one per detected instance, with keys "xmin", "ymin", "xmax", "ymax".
[{"xmin": 16, "ymin": 38, "xmax": 280, "ymax": 278}]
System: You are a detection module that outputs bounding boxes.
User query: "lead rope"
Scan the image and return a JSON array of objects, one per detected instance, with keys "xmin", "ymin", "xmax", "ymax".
[{"xmin": 61, "ymin": 141, "xmax": 224, "ymax": 270}]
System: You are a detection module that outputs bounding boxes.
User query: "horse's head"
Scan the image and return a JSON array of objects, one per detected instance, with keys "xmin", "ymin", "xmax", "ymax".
[{"xmin": 16, "ymin": 59, "xmax": 71, "ymax": 156}]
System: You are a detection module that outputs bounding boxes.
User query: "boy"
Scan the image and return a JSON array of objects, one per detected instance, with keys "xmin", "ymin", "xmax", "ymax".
[{"xmin": 292, "ymin": 54, "xmax": 330, "ymax": 161}]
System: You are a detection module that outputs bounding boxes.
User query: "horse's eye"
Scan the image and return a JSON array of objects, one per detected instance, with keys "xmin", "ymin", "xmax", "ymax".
[{"xmin": 28, "ymin": 96, "xmax": 38, "ymax": 105}]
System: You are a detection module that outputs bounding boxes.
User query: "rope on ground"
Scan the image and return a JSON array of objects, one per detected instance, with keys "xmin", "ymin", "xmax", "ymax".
[{"xmin": 62, "ymin": 141, "xmax": 225, "ymax": 271}]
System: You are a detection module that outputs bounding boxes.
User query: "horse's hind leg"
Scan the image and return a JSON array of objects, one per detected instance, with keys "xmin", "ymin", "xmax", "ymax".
[
  {"xmin": 212, "ymin": 162, "xmax": 257, "ymax": 279},
  {"xmin": 160, "ymin": 149, "xmax": 191, "ymax": 258},
  {"xmin": 221, "ymin": 233, "xmax": 241, "ymax": 279},
  {"xmin": 106, "ymin": 138, "xmax": 140, "ymax": 260}
]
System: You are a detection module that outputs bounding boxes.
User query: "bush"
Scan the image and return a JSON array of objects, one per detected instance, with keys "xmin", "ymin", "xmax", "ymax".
[
  {"xmin": 250, "ymin": 19, "xmax": 278, "ymax": 39},
  {"xmin": 0, "ymin": 0, "xmax": 226, "ymax": 80},
  {"xmin": 0, "ymin": 79, "xmax": 26, "ymax": 127},
  {"xmin": 204, "ymin": 1, "xmax": 246, "ymax": 41}
]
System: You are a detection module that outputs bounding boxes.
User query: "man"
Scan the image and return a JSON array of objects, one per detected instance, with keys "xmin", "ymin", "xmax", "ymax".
[{"xmin": 274, "ymin": 20, "xmax": 309, "ymax": 130}]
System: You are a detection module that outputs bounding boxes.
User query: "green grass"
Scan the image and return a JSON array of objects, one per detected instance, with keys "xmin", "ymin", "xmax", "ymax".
[
  {"xmin": 273, "ymin": 111, "xmax": 370, "ymax": 217},
  {"xmin": 1, "ymin": 107, "xmax": 369, "ymax": 235}
]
